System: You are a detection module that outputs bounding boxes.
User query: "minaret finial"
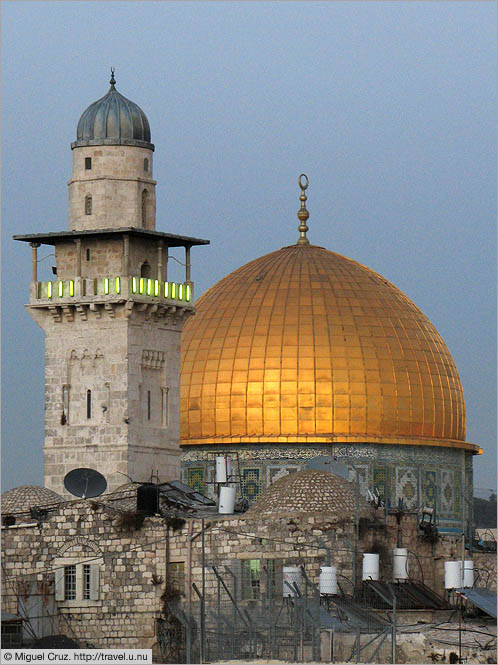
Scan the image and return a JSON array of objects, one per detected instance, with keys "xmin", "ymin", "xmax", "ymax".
[
  {"xmin": 296, "ymin": 173, "xmax": 310, "ymax": 245},
  {"xmin": 110, "ymin": 67, "xmax": 116, "ymax": 88}
]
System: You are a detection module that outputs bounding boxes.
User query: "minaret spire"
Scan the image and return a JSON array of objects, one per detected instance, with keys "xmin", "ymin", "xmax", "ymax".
[{"xmin": 296, "ymin": 173, "xmax": 310, "ymax": 245}]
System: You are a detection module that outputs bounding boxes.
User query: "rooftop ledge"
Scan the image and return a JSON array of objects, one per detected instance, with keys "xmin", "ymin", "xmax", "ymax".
[
  {"xmin": 30, "ymin": 276, "xmax": 193, "ymax": 306},
  {"xmin": 13, "ymin": 227, "xmax": 210, "ymax": 248}
]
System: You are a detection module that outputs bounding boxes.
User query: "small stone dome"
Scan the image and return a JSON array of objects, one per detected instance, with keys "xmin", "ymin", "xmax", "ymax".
[
  {"xmin": 245, "ymin": 469, "xmax": 374, "ymax": 518},
  {"xmin": 1, "ymin": 485, "xmax": 63, "ymax": 516},
  {"xmin": 72, "ymin": 71, "xmax": 153, "ymax": 150}
]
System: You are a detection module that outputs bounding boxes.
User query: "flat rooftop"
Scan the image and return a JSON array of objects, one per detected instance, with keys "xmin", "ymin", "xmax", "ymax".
[{"xmin": 13, "ymin": 227, "xmax": 210, "ymax": 248}]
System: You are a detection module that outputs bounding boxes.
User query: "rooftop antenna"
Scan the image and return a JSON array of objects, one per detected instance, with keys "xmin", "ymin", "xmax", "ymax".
[{"xmin": 64, "ymin": 468, "xmax": 107, "ymax": 499}]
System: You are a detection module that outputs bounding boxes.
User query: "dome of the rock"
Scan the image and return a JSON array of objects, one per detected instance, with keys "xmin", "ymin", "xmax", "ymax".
[{"xmin": 181, "ymin": 242, "xmax": 472, "ymax": 451}]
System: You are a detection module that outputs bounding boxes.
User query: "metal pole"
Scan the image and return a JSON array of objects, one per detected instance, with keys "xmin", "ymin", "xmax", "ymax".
[
  {"xmin": 354, "ymin": 467, "xmax": 360, "ymax": 589},
  {"xmin": 458, "ymin": 592, "xmax": 462, "ymax": 663},
  {"xmin": 217, "ymin": 570, "xmax": 221, "ymax": 658},
  {"xmin": 389, "ymin": 583, "xmax": 396, "ymax": 664},
  {"xmin": 192, "ymin": 583, "xmax": 204, "ymax": 664},
  {"xmin": 201, "ymin": 518, "xmax": 205, "ymax": 664}
]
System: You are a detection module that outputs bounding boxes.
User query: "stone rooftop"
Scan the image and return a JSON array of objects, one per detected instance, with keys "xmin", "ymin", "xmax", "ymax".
[{"xmin": 246, "ymin": 469, "xmax": 375, "ymax": 519}]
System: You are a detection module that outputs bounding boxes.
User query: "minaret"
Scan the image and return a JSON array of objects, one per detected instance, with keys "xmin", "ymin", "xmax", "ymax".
[{"xmin": 14, "ymin": 71, "xmax": 209, "ymax": 496}]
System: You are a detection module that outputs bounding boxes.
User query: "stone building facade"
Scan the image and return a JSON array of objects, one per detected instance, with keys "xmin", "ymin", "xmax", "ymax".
[{"xmin": 1, "ymin": 477, "xmax": 495, "ymax": 658}]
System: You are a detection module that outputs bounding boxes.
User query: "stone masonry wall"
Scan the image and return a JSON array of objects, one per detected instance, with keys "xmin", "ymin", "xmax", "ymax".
[
  {"xmin": 29, "ymin": 303, "xmax": 186, "ymax": 496},
  {"xmin": 2, "ymin": 501, "xmax": 491, "ymax": 653},
  {"xmin": 68, "ymin": 145, "xmax": 156, "ymax": 231}
]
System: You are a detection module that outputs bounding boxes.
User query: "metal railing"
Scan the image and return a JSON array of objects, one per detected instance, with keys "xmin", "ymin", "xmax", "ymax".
[{"xmin": 33, "ymin": 276, "xmax": 192, "ymax": 304}]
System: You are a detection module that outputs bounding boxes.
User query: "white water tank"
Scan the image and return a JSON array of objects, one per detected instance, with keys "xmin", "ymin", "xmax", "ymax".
[
  {"xmin": 283, "ymin": 566, "xmax": 302, "ymax": 597},
  {"xmin": 444, "ymin": 561, "xmax": 463, "ymax": 589},
  {"xmin": 463, "ymin": 560, "xmax": 474, "ymax": 588},
  {"xmin": 215, "ymin": 456, "xmax": 232, "ymax": 483},
  {"xmin": 319, "ymin": 566, "xmax": 338, "ymax": 595},
  {"xmin": 393, "ymin": 548, "xmax": 409, "ymax": 580},
  {"xmin": 218, "ymin": 486, "xmax": 236, "ymax": 514},
  {"xmin": 362, "ymin": 553, "xmax": 380, "ymax": 581}
]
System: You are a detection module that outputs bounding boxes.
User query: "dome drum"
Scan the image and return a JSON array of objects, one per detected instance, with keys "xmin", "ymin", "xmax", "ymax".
[{"xmin": 71, "ymin": 137, "xmax": 154, "ymax": 151}]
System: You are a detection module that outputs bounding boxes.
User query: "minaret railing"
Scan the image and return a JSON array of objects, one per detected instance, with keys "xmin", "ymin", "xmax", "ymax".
[{"xmin": 32, "ymin": 276, "xmax": 192, "ymax": 304}]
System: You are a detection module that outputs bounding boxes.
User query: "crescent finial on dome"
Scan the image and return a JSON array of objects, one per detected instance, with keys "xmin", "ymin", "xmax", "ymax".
[
  {"xmin": 110, "ymin": 67, "xmax": 116, "ymax": 88},
  {"xmin": 297, "ymin": 173, "xmax": 310, "ymax": 245}
]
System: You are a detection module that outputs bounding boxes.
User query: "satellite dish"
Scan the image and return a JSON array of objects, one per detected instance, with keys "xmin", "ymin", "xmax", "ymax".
[{"xmin": 64, "ymin": 468, "xmax": 107, "ymax": 498}]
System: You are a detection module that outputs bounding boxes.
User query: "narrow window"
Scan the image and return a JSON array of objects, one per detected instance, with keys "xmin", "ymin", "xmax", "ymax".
[
  {"xmin": 86, "ymin": 390, "xmax": 92, "ymax": 419},
  {"xmin": 144, "ymin": 158, "xmax": 149, "ymax": 172},
  {"xmin": 85, "ymin": 195, "xmax": 92, "ymax": 215},
  {"xmin": 86, "ymin": 248, "xmax": 91, "ymax": 261},
  {"xmin": 242, "ymin": 560, "xmax": 261, "ymax": 600},
  {"xmin": 147, "ymin": 390, "xmax": 151, "ymax": 421},
  {"xmin": 64, "ymin": 565, "xmax": 76, "ymax": 600},
  {"xmin": 85, "ymin": 157, "xmax": 92, "ymax": 170},
  {"xmin": 141, "ymin": 261, "xmax": 151, "ymax": 278},
  {"xmin": 141, "ymin": 189, "xmax": 148, "ymax": 226},
  {"xmin": 83, "ymin": 564, "xmax": 91, "ymax": 600},
  {"xmin": 62, "ymin": 385, "xmax": 70, "ymax": 425},
  {"xmin": 168, "ymin": 562, "xmax": 185, "ymax": 593},
  {"xmin": 161, "ymin": 387, "xmax": 169, "ymax": 426}
]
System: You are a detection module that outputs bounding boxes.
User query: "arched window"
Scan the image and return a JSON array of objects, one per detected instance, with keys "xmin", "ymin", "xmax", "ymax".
[
  {"xmin": 85, "ymin": 195, "xmax": 92, "ymax": 215},
  {"xmin": 141, "ymin": 261, "xmax": 151, "ymax": 278},
  {"xmin": 86, "ymin": 390, "xmax": 92, "ymax": 419},
  {"xmin": 141, "ymin": 189, "xmax": 148, "ymax": 227},
  {"xmin": 144, "ymin": 158, "xmax": 149, "ymax": 173}
]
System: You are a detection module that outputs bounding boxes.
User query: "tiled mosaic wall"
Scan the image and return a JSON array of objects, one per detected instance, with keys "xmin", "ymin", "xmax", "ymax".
[{"xmin": 181, "ymin": 443, "xmax": 473, "ymax": 530}]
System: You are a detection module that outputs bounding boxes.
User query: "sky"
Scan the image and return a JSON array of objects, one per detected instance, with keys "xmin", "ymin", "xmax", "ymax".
[{"xmin": 1, "ymin": 1, "xmax": 496, "ymax": 496}]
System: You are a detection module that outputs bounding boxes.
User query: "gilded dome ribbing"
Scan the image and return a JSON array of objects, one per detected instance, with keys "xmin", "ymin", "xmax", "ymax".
[
  {"xmin": 181, "ymin": 243, "xmax": 474, "ymax": 451},
  {"xmin": 72, "ymin": 71, "xmax": 153, "ymax": 150}
]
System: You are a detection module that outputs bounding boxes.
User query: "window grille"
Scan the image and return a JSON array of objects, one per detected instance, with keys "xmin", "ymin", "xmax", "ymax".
[
  {"xmin": 85, "ymin": 195, "xmax": 92, "ymax": 215},
  {"xmin": 187, "ymin": 467, "xmax": 205, "ymax": 494},
  {"xmin": 64, "ymin": 565, "xmax": 76, "ymax": 600},
  {"xmin": 83, "ymin": 564, "xmax": 91, "ymax": 600},
  {"xmin": 242, "ymin": 560, "xmax": 261, "ymax": 600},
  {"xmin": 85, "ymin": 157, "xmax": 92, "ymax": 170},
  {"xmin": 241, "ymin": 559, "xmax": 276, "ymax": 600},
  {"xmin": 144, "ymin": 158, "xmax": 149, "ymax": 172}
]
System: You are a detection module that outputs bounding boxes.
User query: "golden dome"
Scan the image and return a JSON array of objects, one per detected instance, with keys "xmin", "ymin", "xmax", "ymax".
[{"xmin": 181, "ymin": 243, "xmax": 475, "ymax": 451}]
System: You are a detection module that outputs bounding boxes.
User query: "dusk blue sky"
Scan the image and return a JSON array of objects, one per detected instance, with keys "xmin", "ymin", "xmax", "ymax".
[{"xmin": 2, "ymin": 2, "xmax": 496, "ymax": 495}]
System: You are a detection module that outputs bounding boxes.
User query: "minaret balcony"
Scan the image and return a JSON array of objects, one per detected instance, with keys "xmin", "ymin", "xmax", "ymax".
[{"xmin": 30, "ymin": 276, "xmax": 193, "ymax": 307}]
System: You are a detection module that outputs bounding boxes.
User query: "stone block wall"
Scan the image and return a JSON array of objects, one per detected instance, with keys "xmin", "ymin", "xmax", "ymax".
[
  {"xmin": 68, "ymin": 146, "xmax": 156, "ymax": 231},
  {"xmin": 2, "ymin": 497, "xmax": 492, "ymax": 653},
  {"xmin": 29, "ymin": 303, "xmax": 186, "ymax": 496},
  {"xmin": 56, "ymin": 238, "xmax": 125, "ymax": 280}
]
